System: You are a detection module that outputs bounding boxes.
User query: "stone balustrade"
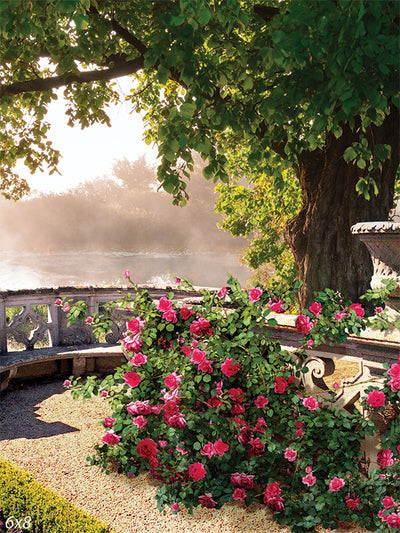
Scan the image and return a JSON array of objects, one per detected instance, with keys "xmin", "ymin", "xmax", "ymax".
[{"xmin": 0, "ymin": 285, "xmax": 203, "ymax": 391}]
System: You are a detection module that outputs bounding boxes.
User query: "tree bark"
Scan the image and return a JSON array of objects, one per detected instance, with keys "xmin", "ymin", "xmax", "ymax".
[{"xmin": 284, "ymin": 108, "xmax": 400, "ymax": 308}]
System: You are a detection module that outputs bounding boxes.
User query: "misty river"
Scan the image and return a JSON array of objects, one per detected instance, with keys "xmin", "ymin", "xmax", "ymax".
[{"xmin": 0, "ymin": 251, "xmax": 251, "ymax": 291}]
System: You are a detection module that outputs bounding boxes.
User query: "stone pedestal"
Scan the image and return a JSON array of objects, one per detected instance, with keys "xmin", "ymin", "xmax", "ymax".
[{"xmin": 351, "ymin": 222, "xmax": 400, "ymax": 312}]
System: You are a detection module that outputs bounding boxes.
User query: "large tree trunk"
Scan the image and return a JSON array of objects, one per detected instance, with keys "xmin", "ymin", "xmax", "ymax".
[{"xmin": 285, "ymin": 108, "xmax": 400, "ymax": 308}]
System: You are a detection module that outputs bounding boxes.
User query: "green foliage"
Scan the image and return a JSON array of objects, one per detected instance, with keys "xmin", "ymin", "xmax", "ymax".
[
  {"xmin": 0, "ymin": 0, "xmax": 398, "ymax": 202},
  {"xmin": 65, "ymin": 274, "xmax": 399, "ymax": 533},
  {"xmin": 0, "ymin": 458, "xmax": 113, "ymax": 533},
  {"xmin": 215, "ymin": 147, "xmax": 300, "ymax": 287}
]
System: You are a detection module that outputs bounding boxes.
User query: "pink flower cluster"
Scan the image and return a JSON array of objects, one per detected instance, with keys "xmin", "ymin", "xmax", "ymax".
[
  {"xmin": 249, "ymin": 287, "xmax": 263, "ymax": 303},
  {"xmin": 190, "ymin": 317, "xmax": 213, "ymax": 337},
  {"xmin": 221, "ymin": 357, "xmax": 241, "ymax": 377},
  {"xmin": 230, "ymin": 472, "xmax": 255, "ymax": 489},
  {"xmin": 302, "ymin": 466, "xmax": 316, "ymax": 487},
  {"xmin": 264, "ymin": 481, "xmax": 284, "ymax": 511},
  {"xmin": 200, "ymin": 438, "xmax": 229, "ymax": 458},
  {"xmin": 101, "ymin": 429, "xmax": 121, "ymax": 446},
  {"xmin": 191, "ymin": 348, "xmax": 213, "ymax": 373},
  {"xmin": 387, "ymin": 358, "xmax": 400, "ymax": 392},
  {"xmin": 268, "ymin": 296, "xmax": 284, "ymax": 313},
  {"xmin": 329, "ymin": 477, "xmax": 345, "ymax": 492},
  {"xmin": 158, "ymin": 297, "xmax": 177, "ymax": 323}
]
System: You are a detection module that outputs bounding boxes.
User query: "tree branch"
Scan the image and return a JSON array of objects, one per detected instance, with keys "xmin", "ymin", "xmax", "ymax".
[
  {"xmin": 89, "ymin": 5, "xmax": 148, "ymax": 55},
  {"xmin": 0, "ymin": 57, "xmax": 144, "ymax": 98}
]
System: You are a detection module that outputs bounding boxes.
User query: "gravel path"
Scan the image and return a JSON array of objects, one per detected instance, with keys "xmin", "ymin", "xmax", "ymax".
[{"xmin": 0, "ymin": 382, "xmax": 373, "ymax": 533}]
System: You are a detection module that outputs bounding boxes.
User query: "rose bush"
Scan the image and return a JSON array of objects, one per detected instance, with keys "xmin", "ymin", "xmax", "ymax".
[{"xmin": 63, "ymin": 276, "xmax": 400, "ymax": 533}]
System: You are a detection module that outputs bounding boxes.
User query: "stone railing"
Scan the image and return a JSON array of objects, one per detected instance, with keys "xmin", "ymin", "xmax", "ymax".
[{"xmin": 0, "ymin": 285, "xmax": 203, "ymax": 391}]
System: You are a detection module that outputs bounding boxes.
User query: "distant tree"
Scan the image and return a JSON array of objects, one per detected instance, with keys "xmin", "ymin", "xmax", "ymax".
[{"xmin": 0, "ymin": 1, "xmax": 398, "ymax": 305}]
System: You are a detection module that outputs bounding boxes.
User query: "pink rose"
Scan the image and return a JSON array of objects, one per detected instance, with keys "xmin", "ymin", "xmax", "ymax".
[
  {"xmin": 100, "ymin": 390, "xmax": 107, "ymax": 397},
  {"xmin": 375, "ymin": 306, "xmax": 383, "ymax": 313},
  {"xmin": 198, "ymin": 359, "xmax": 213, "ymax": 373},
  {"xmin": 367, "ymin": 390, "xmax": 386, "ymax": 408},
  {"xmin": 377, "ymin": 448, "xmax": 394, "ymax": 469},
  {"xmin": 85, "ymin": 316, "xmax": 93, "ymax": 324},
  {"xmin": 269, "ymin": 298, "xmax": 284, "ymax": 313},
  {"xmin": 103, "ymin": 417, "xmax": 115, "ymax": 428},
  {"xmin": 188, "ymin": 462, "xmax": 207, "ymax": 481},
  {"xmin": 63, "ymin": 304, "xmax": 70, "ymax": 312},
  {"xmin": 218, "ymin": 287, "xmax": 228, "ymax": 299},
  {"xmin": 345, "ymin": 493, "xmax": 360, "ymax": 510},
  {"xmin": 388, "ymin": 363, "xmax": 400, "ymax": 379},
  {"xmin": 170, "ymin": 503, "xmax": 179, "ymax": 512},
  {"xmin": 191, "ymin": 349, "xmax": 207, "ymax": 364},
  {"xmin": 63, "ymin": 380, "xmax": 70, "ymax": 387},
  {"xmin": 124, "ymin": 371, "xmax": 141, "ymax": 388},
  {"xmin": 122, "ymin": 333, "xmax": 142, "ymax": 352},
  {"xmin": 230, "ymin": 472, "xmax": 254, "ymax": 489},
  {"xmin": 127, "ymin": 317, "xmax": 145, "ymax": 334},
  {"xmin": 233, "ymin": 488, "xmax": 247, "ymax": 500},
  {"xmin": 163, "ymin": 309, "xmax": 177, "ymax": 323},
  {"xmin": 302, "ymin": 396, "xmax": 319, "ymax": 411},
  {"xmin": 348, "ymin": 302, "xmax": 365, "ymax": 318},
  {"xmin": 101, "ymin": 430, "xmax": 121, "ymax": 446},
  {"xmin": 124, "ymin": 270, "xmax": 130, "ymax": 278},
  {"xmin": 221, "ymin": 358, "xmax": 241, "ymax": 377},
  {"xmin": 200, "ymin": 442, "xmax": 215, "ymax": 459},
  {"xmin": 136, "ymin": 438, "xmax": 158, "ymax": 458},
  {"xmin": 198, "ymin": 493, "xmax": 217, "ymax": 508},
  {"xmin": 295, "ymin": 314, "xmax": 314, "ymax": 334},
  {"xmin": 284, "ymin": 448, "xmax": 297, "ymax": 462},
  {"xmin": 302, "ymin": 473, "xmax": 316, "ymax": 487},
  {"xmin": 249, "ymin": 287, "xmax": 263, "ymax": 303},
  {"xmin": 388, "ymin": 377, "xmax": 400, "ymax": 393},
  {"xmin": 255, "ymin": 395, "xmax": 269, "ymax": 408},
  {"xmin": 329, "ymin": 477, "xmax": 345, "ymax": 492},
  {"xmin": 158, "ymin": 440, "xmax": 168, "ymax": 448},
  {"xmin": 190, "ymin": 317, "xmax": 213, "ymax": 336},
  {"xmin": 247, "ymin": 437, "xmax": 265, "ymax": 457},
  {"xmin": 158, "ymin": 297, "xmax": 173, "ymax": 312},
  {"xmin": 55, "ymin": 298, "xmax": 62, "ymax": 305},
  {"xmin": 129, "ymin": 352, "xmax": 147, "ymax": 366},
  {"xmin": 308, "ymin": 302, "xmax": 322, "ymax": 317},
  {"xmin": 127, "ymin": 400, "xmax": 152, "ymax": 415},
  {"xmin": 213, "ymin": 438, "xmax": 229, "ymax": 456},
  {"xmin": 274, "ymin": 376, "xmax": 288, "ymax": 394},
  {"xmin": 132, "ymin": 415, "xmax": 147, "ymax": 428},
  {"xmin": 335, "ymin": 311, "xmax": 345, "ymax": 321},
  {"xmin": 264, "ymin": 482, "xmax": 284, "ymax": 511},
  {"xmin": 182, "ymin": 345, "xmax": 192, "ymax": 357},
  {"xmin": 228, "ymin": 388, "xmax": 244, "ymax": 402},
  {"xmin": 307, "ymin": 339, "xmax": 314, "ymax": 347},
  {"xmin": 386, "ymin": 513, "xmax": 400, "ymax": 528},
  {"xmin": 164, "ymin": 371, "xmax": 182, "ymax": 390},
  {"xmin": 175, "ymin": 277, "xmax": 181, "ymax": 284},
  {"xmin": 167, "ymin": 413, "xmax": 187, "ymax": 428},
  {"xmin": 383, "ymin": 496, "xmax": 396, "ymax": 509}
]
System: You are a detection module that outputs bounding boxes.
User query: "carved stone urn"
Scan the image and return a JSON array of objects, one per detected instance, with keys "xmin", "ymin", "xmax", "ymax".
[{"xmin": 351, "ymin": 221, "xmax": 400, "ymax": 312}]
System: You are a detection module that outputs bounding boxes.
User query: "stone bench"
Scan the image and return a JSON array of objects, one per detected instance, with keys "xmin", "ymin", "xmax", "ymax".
[{"xmin": 0, "ymin": 344, "xmax": 125, "ymax": 392}]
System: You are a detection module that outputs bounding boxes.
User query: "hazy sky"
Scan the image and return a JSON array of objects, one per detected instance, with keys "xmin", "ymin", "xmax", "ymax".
[{"xmin": 21, "ymin": 77, "xmax": 158, "ymax": 195}]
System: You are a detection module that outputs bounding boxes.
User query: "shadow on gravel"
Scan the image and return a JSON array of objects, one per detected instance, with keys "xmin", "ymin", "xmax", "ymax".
[{"xmin": 0, "ymin": 381, "xmax": 78, "ymax": 440}]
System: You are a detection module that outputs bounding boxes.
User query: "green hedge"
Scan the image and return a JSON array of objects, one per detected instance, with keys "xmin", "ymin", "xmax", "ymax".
[{"xmin": 0, "ymin": 458, "xmax": 113, "ymax": 533}]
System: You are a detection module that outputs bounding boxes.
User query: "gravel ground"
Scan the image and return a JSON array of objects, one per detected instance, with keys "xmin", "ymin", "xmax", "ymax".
[{"xmin": 0, "ymin": 382, "xmax": 373, "ymax": 533}]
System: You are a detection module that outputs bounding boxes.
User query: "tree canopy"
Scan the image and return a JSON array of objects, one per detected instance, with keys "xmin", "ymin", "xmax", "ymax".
[{"xmin": 1, "ymin": 0, "xmax": 399, "ymax": 304}]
